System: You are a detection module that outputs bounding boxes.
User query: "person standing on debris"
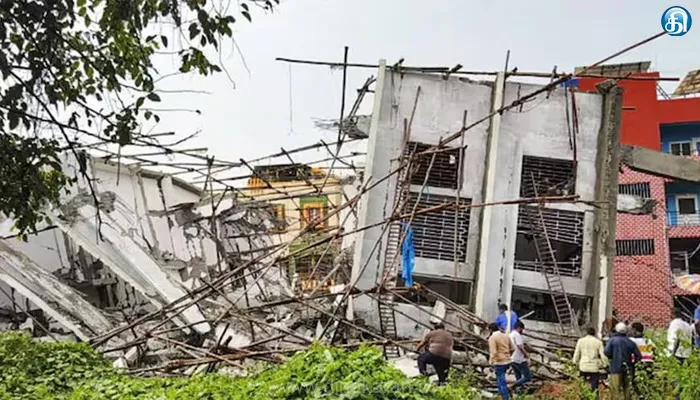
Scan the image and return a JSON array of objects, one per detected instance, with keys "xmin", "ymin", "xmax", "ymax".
[
  {"xmin": 509, "ymin": 320, "xmax": 531, "ymax": 394},
  {"xmin": 573, "ymin": 327, "xmax": 608, "ymax": 395},
  {"xmin": 604, "ymin": 322, "xmax": 641, "ymax": 400},
  {"xmin": 488, "ymin": 322, "xmax": 515, "ymax": 400},
  {"xmin": 495, "ymin": 304, "xmax": 518, "ymax": 333},
  {"xmin": 667, "ymin": 308, "xmax": 693, "ymax": 364},
  {"xmin": 416, "ymin": 322, "xmax": 453, "ymax": 385}
]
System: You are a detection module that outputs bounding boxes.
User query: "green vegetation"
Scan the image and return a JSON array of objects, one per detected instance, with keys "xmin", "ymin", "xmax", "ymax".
[
  {"xmin": 0, "ymin": 332, "xmax": 477, "ymax": 399},
  {"xmin": 6, "ymin": 329, "xmax": 699, "ymax": 399},
  {"xmin": 532, "ymin": 332, "xmax": 700, "ymax": 400}
]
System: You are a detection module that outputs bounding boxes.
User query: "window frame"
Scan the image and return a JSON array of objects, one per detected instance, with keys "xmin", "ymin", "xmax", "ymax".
[
  {"xmin": 615, "ymin": 239, "xmax": 655, "ymax": 256},
  {"xmin": 670, "ymin": 141, "xmax": 693, "ymax": 156},
  {"xmin": 676, "ymin": 194, "xmax": 698, "ymax": 215},
  {"xmin": 270, "ymin": 203, "xmax": 287, "ymax": 232},
  {"xmin": 301, "ymin": 202, "xmax": 326, "ymax": 229},
  {"xmin": 618, "ymin": 182, "xmax": 651, "ymax": 198},
  {"xmin": 675, "ymin": 194, "xmax": 699, "ymax": 225}
]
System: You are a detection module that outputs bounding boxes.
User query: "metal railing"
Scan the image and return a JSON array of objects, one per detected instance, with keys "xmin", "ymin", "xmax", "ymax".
[
  {"xmin": 514, "ymin": 260, "xmax": 582, "ymax": 278},
  {"xmin": 667, "ymin": 211, "xmax": 700, "ymax": 227}
]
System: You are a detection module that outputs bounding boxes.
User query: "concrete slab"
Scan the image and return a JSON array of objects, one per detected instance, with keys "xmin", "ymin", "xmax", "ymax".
[
  {"xmin": 621, "ymin": 145, "xmax": 700, "ymax": 182},
  {"xmin": 617, "ymin": 194, "xmax": 656, "ymax": 214},
  {"xmin": 0, "ymin": 241, "xmax": 114, "ymax": 340},
  {"xmin": 52, "ymin": 202, "xmax": 210, "ymax": 335}
]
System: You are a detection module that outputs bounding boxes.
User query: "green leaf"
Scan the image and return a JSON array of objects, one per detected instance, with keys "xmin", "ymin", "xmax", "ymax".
[
  {"xmin": 136, "ymin": 97, "xmax": 145, "ymax": 108},
  {"xmin": 160, "ymin": 35, "xmax": 168, "ymax": 47},
  {"xmin": 242, "ymin": 10, "xmax": 252, "ymax": 22},
  {"xmin": 147, "ymin": 93, "xmax": 160, "ymax": 102},
  {"xmin": 8, "ymin": 112, "xmax": 19, "ymax": 130},
  {"xmin": 83, "ymin": 63, "xmax": 94, "ymax": 79},
  {"xmin": 188, "ymin": 23, "xmax": 200, "ymax": 40}
]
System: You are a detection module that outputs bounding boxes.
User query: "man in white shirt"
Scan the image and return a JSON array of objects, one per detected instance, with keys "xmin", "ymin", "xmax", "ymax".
[
  {"xmin": 667, "ymin": 309, "xmax": 693, "ymax": 363},
  {"xmin": 509, "ymin": 320, "xmax": 531, "ymax": 393}
]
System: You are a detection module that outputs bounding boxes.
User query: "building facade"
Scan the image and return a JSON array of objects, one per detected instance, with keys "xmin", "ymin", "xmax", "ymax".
[
  {"xmin": 351, "ymin": 62, "xmax": 622, "ymax": 338},
  {"xmin": 243, "ymin": 165, "xmax": 346, "ymax": 291},
  {"xmin": 579, "ymin": 64, "xmax": 700, "ymax": 326}
]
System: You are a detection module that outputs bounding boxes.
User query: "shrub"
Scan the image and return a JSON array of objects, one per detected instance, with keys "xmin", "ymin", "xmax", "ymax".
[{"xmin": 0, "ymin": 333, "xmax": 477, "ymax": 400}]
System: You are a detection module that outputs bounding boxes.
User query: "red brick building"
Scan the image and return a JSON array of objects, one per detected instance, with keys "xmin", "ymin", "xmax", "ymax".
[{"xmin": 578, "ymin": 64, "xmax": 700, "ymax": 326}]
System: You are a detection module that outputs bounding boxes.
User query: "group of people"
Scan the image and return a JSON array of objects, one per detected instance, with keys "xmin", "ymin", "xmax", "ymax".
[
  {"xmin": 486, "ymin": 304, "xmax": 531, "ymax": 399},
  {"xmin": 414, "ymin": 302, "xmax": 700, "ymax": 400},
  {"xmin": 571, "ymin": 306, "xmax": 700, "ymax": 400},
  {"xmin": 415, "ymin": 304, "xmax": 531, "ymax": 398}
]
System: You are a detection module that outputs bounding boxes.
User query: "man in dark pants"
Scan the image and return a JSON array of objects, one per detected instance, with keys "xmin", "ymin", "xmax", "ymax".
[
  {"xmin": 604, "ymin": 322, "xmax": 641, "ymax": 400},
  {"xmin": 573, "ymin": 326, "xmax": 608, "ymax": 396},
  {"xmin": 416, "ymin": 323, "xmax": 454, "ymax": 385},
  {"xmin": 509, "ymin": 321, "xmax": 532, "ymax": 393}
]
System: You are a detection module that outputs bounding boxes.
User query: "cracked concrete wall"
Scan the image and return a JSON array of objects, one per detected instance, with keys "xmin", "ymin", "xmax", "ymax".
[{"xmin": 0, "ymin": 154, "xmax": 213, "ymax": 335}]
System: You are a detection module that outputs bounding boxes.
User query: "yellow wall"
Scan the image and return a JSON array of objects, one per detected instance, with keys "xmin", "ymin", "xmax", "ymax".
[{"xmin": 241, "ymin": 172, "xmax": 343, "ymax": 245}]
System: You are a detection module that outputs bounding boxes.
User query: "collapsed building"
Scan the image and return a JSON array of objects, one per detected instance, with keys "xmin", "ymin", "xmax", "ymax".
[
  {"xmin": 3, "ymin": 41, "xmax": 700, "ymax": 388},
  {"xmin": 0, "ymin": 154, "xmax": 302, "ymax": 359}
]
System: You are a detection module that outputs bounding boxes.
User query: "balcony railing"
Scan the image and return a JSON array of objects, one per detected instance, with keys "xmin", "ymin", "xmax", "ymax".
[
  {"xmin": 667, "ymin": 211, "xmax": 700, "ymax": 227},
  {"xmin": 514, "ymin": 260, "xmax": 582, "ymax": 278}
]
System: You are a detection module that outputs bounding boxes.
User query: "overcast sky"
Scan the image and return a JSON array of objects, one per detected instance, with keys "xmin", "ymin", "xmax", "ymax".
[{"xmin": 146, "ymin": 0, "xmax": 698, "ymax": 184}]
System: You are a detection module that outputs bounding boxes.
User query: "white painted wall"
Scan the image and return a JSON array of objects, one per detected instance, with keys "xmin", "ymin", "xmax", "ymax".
[
  {"xmin": 352, "ymin": 69, "xmax": 492, "ymax": 296},
  {"xmin": 352, "ymin": 68, "xmax": 608, "ymax": 336},
  {"xmin": 0, "ymin": 157, "xmax": 208, "ymax": 314}
]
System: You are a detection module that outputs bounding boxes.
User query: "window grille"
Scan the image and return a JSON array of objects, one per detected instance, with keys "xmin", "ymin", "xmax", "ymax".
[
  {"xmin": 520, "ymin": 156, "xmax": 576, "ymax": 198},
  {"xmin": 403, "ymin": 192, "xmax": 471, "ymax": 262},
  {"xmin": 404, "ymin": 142, "xmax": 461, "ymax": 189},
  {"xmin": 616, "ymin": 239, "xmax": 655, "ymax": 256},
  {"xmin": 618, "ymin": 182, "xmax": 651, "ymax": 198}
]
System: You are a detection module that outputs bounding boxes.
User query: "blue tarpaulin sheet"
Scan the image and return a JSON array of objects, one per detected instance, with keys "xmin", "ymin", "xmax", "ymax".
[
  {"xmin": 401, "ymin": 223, "xmax": 415, "ymax": 287},
  {"xmin": 560, "ymin": 78, "xmax": 579, "ymax": 88}
]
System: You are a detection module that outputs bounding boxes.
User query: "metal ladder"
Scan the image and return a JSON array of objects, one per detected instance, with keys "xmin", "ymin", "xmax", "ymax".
[
  {"xmin": 524, "ymin": 204, "xmax": 579, "ymax": 332},
  {"xmin": 376, "ymin": 151, "xmax": 415, "ymax": 359},
  {"xmin": 377, "ymin": 206, "xmax": 406, "ymax": 358}
]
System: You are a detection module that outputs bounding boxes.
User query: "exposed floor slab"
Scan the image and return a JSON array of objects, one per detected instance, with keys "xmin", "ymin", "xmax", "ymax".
[
  {"xmin": 52, "ymin": 201, "xmax": 211, "ymax": 335},
  {"xmin": 0, "ymin": 241, "xmax": 114, "ymax": 341},
  {"xmin": 621, "ymin": 145, "xmax": 700, "ymax": 182}
]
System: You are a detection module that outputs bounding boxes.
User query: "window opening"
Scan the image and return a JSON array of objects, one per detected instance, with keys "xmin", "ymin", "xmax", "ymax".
[
  {"xmin": 520, "ymin": 156, "xmax": 576, "ymax": 198},
  {"xmin": 404, "ymin": 142, "xmax": 461, "ymax": 189},
  {"xmin": 615, "ymin": 239, "xmax": 655, "ymax": 256}
]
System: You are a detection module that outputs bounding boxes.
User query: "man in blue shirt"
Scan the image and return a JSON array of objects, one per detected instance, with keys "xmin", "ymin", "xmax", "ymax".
[
  {"xmin": 495, "ymin": 304, "xmax": 518, "ymax": 333},
  {"xmin": 604, "ymin": 323, "xmax": 641, "ymax": 400}
]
